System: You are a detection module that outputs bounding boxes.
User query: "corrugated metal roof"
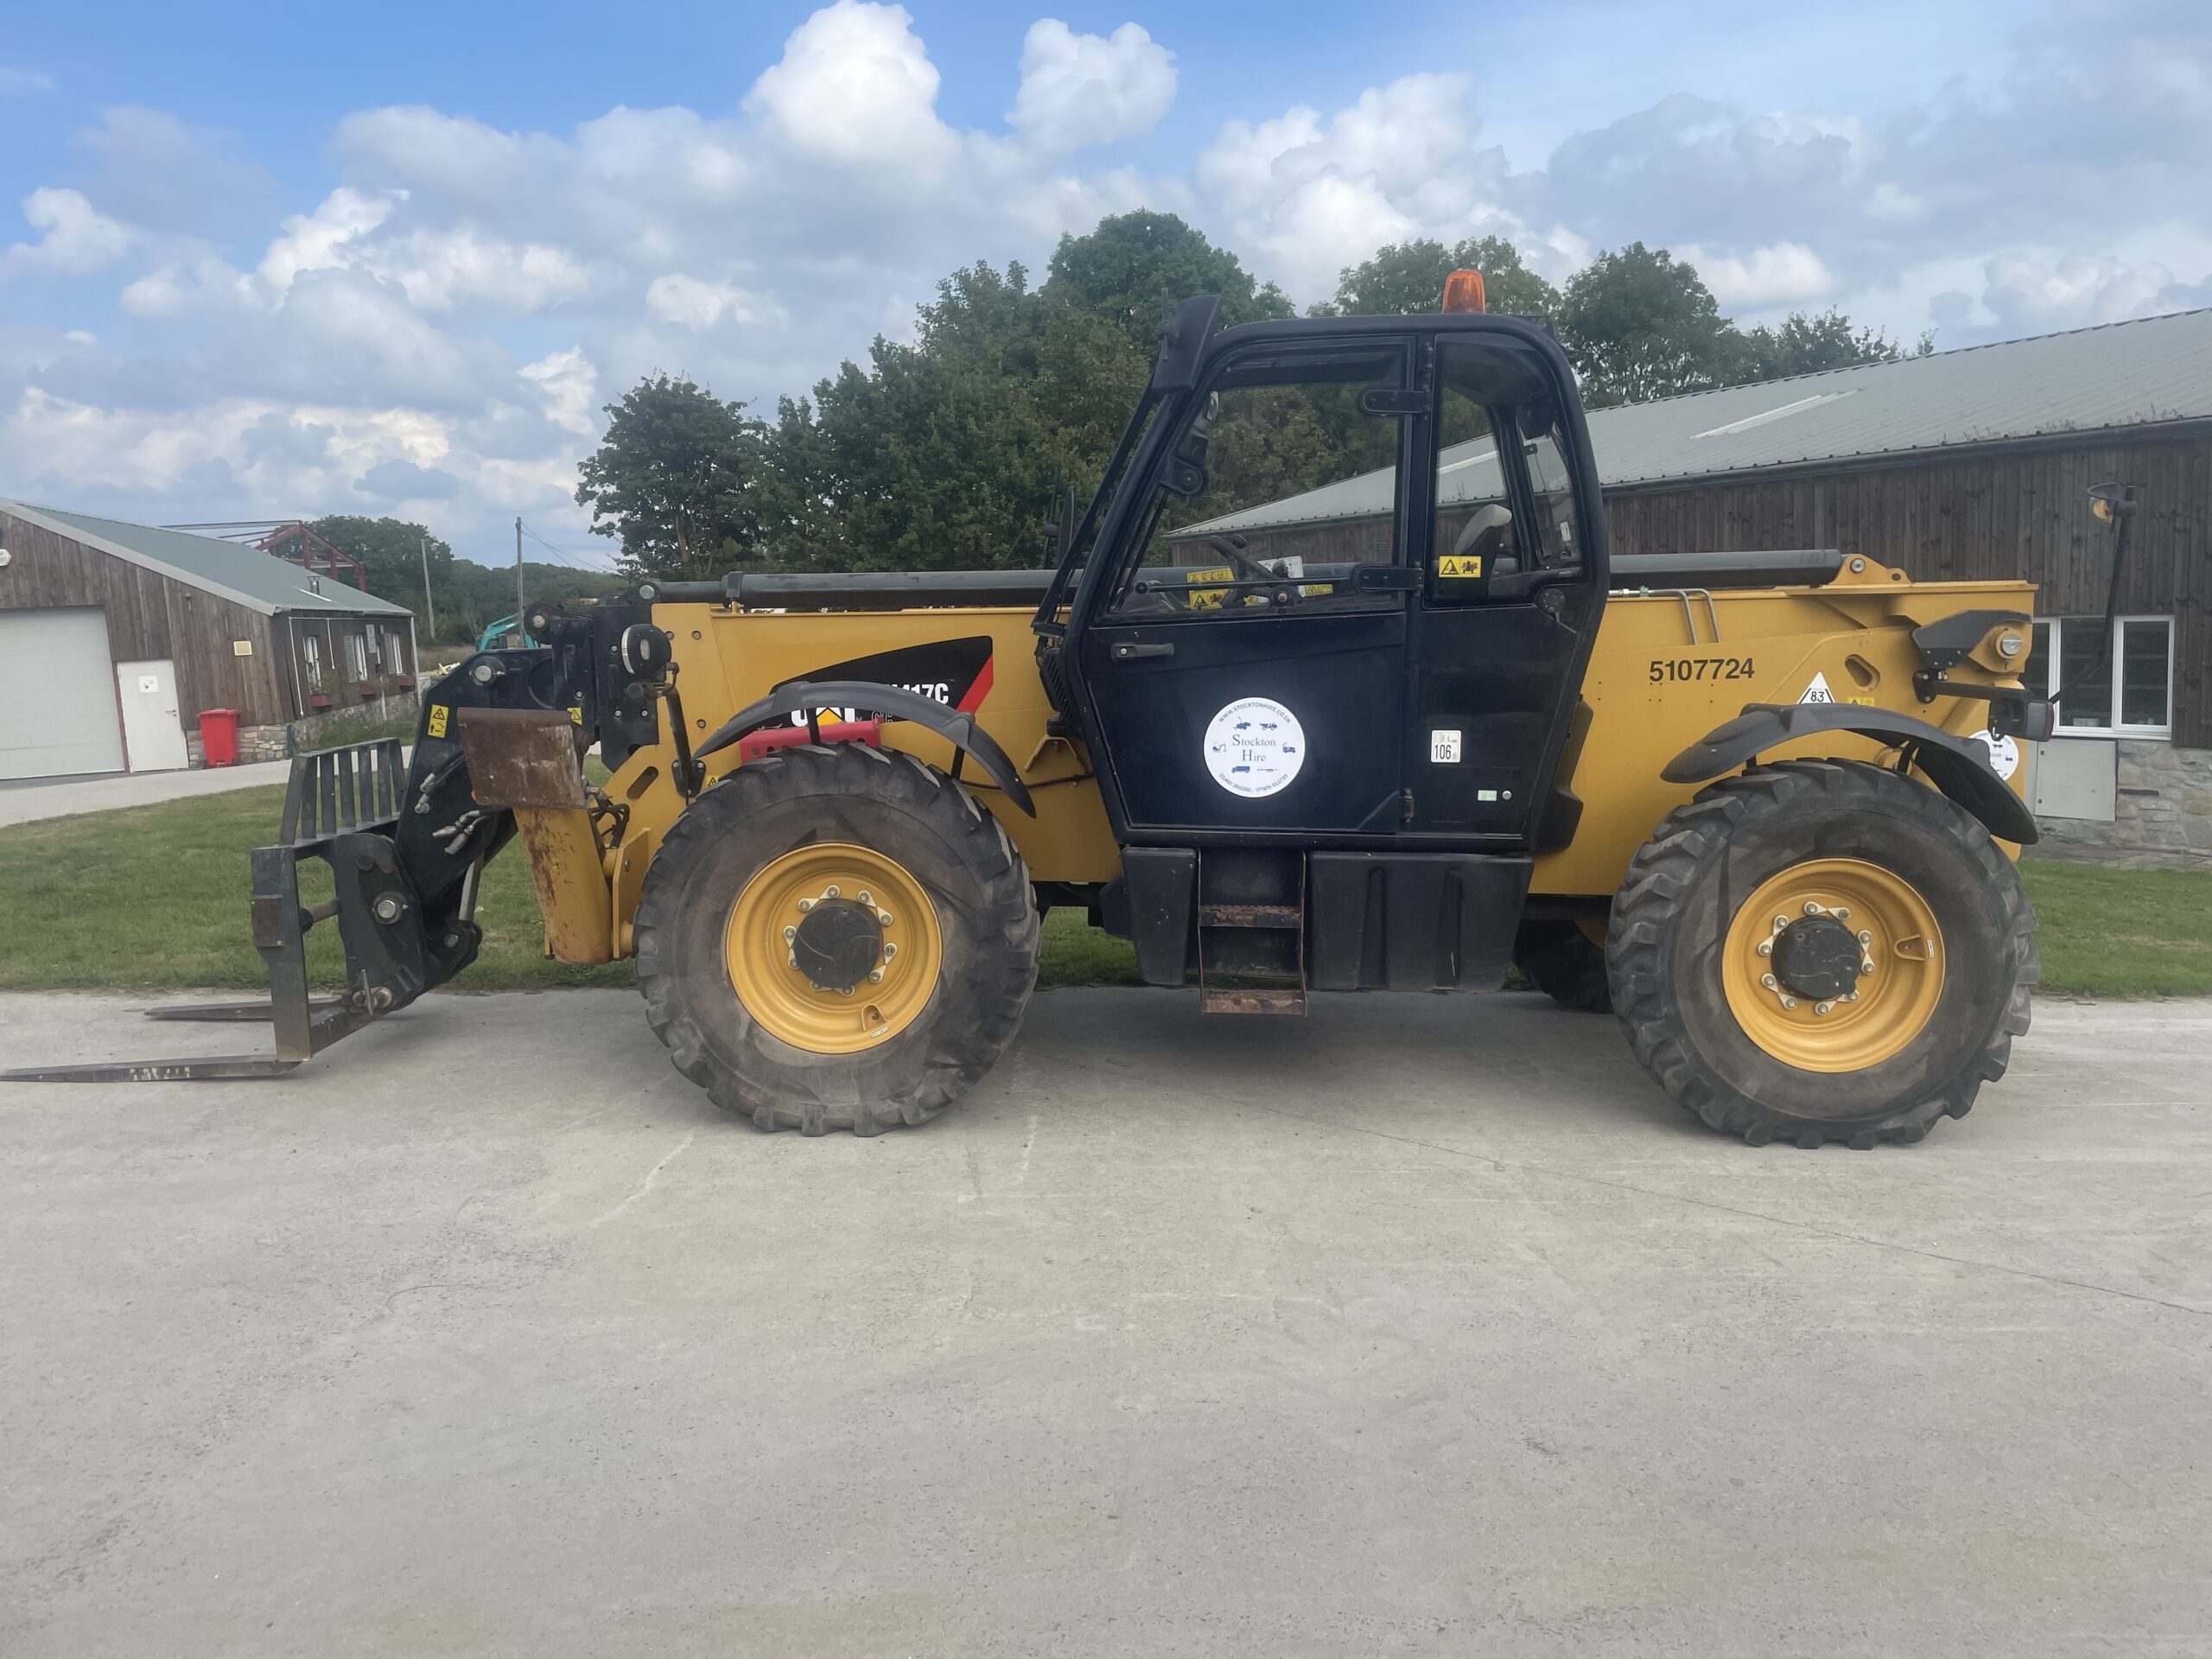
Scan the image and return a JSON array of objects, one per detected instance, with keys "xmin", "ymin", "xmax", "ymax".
[
  {"xmin": 1191, "ymin": 306, "xmax": 2212, "ymax": 535},
  {"xmin": 0, "ymin": 499, "xmax": 415, "ymax": 618}
]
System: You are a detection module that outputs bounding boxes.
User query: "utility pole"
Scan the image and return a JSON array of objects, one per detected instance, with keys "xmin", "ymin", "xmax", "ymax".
[
  {"xmin": 514, "ymin": 518, "xmax": 525, "ymax": 634},
  {"xmin": 418, "ymin": 535, "xmax": 437, "ymax": 639}
]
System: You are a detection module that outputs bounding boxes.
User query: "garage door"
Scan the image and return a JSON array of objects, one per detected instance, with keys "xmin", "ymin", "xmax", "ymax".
[{"xmin": 0, "ymin": 607, "xmax": 127, "ymax": 780}]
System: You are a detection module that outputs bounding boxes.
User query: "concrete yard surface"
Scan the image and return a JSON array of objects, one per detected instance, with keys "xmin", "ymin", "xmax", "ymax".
[
  {"xmin": 1, "ymin": 988, "xmax": 2208, "ymax": 1657},
  {"xmin": 0, "ymin": 759, "xmax": 293, "ymax": 827}
]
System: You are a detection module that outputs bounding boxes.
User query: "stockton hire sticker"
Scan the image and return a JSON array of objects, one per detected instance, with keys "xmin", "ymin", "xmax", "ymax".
[
  {"xmin": 1969, "ymin": 728, "xmax": 2022, "ymax": 780},
  {"xmin": 1205, "ymin": 697, "xmax": 1306, "ymax": 798}
]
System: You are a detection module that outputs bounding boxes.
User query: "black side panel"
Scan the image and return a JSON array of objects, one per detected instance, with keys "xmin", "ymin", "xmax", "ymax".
[
  {"xmin": 1308, "ymin": 853, "xmax": 1532, "ymax": 991},
  {"xmin": 1122, "ymin": 847, "xmax": 1198, "ymax": 987}
]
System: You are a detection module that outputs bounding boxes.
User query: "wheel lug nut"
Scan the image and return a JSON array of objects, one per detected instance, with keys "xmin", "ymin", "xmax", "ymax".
[
  {"xmin": 1760, "ymin": 973, "xmax": 1777, "ymax": 988},
  {"xmin": 1774, "ymin": 916, "xmax": 1789, "ymax": 931},
  {"xmin": 877, "ymin": 909, "xmax": 893, "ymax": 925},
  {"xmin": 1802, "ymin": 901, "xmax": 1821, "ymax": 916},
  {"xmin": 1857, "ymin": 930, "xmax": 1872, "ymax": 945},
  {"xmin": 840, "ymin": 985, "xmax": 853, "ymax": 996},
  {"xmin": 798, "ymin": 898, "xmax": 814, "ymax": 912},
  {"xmin": 856, "ymin": 891, "xmax": 872, "ymax": 906},
  {"xmin": 1757, "ymin": 939, "xmax": 1773, "ymax": 957},
  {"xmin": 1782, "ymin": 996, "xmax": 1798, "ymax": 1010},
  {"xmin": 868, "ymin": 969, "xmax": 883, "ymax": 983},
  {"xmin": 824, "ymin": 886, "xmax": 840, "ymax": 899},
  {"xmin": 884, "ymin": 944, "xmax": 898, "ymax": 960},
  {"xmin": 1815, "ymin": 1001, "xmax": 1833, "ymax": 1016},
  {"xmin": 1834, "ymin": 907, "xmax": 1850, "ymax": 921},
  {"xmin": 783, "ymin": 925, "xmax": 797, "ymax": 942}
]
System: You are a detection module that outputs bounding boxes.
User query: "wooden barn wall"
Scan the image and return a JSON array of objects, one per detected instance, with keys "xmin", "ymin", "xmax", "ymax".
[
  {"xmin": 0, "ymin": 509, "xmax": 287, "ymax": 726},
  {"xmin": 1607, "ymin": 434, "xmax": 2212, "ymax": 747},
  {"xmin": 274, "ymin": 611, "xmax": 419, "ymax": 716}
]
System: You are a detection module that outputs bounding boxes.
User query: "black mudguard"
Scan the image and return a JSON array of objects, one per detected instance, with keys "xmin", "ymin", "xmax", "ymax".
[
  {"xmin": 693, "ymin": 680, "xmax": 1035, "ymax": 815},
  {"xmin": 1663, "ymin": 702, "xmax": 2038, "ymax": 845}
]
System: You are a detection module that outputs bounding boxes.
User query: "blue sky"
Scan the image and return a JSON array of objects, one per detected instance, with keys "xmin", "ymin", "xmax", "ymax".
[{"xmin": 3, "ymin": 0, "xmax": 2206, "ymax": 567}]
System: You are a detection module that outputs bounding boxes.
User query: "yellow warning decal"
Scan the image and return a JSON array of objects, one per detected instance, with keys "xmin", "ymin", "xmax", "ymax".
[
  {"xmin": 569, "ymin": 704, "xmax": 584, "ymax": 725},
  {"xmin": 426, "ymin": 703, "xmax": 449, "ymax": 738},
  {"xmin": 1184, "ymin": 565, "xmax": 1235, "ymax": 609},
  {"xmin": 1439, "ymin": 554, "xmax": 1484, "ymax": 579}
]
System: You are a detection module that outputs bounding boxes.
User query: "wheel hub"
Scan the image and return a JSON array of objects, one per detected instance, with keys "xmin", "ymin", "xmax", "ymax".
[
  {"xmin": 725, "ymin": 844, "xmax": 943, "ymax": 1054},
  {"xmin": 1720, "ymin": 858, "xmax": 1946, "ymax": 1073},
  {"xmin": 1770, "ymin": 913, "xmax": 1863, "ymax": 1001},
  {"xmin": 791, "ymin": 899, "xmax": 883, "ymax": 992}
]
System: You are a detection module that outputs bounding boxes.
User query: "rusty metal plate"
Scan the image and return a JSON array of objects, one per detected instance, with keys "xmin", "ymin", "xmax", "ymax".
[
  {"xmin": 1198, "ymin": 904, "xmax": 1302, "ymax": 929},
  {"xmin": 1199, "ymin": 988, "xmax": 1308, "ymax": 1015},
  {"xmin": 456, "ymin": 708, "xmax": 588, "ymax": 810}
]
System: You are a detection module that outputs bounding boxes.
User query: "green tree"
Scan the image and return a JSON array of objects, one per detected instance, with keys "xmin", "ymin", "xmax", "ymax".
[
  {"xmin": 1317, "ymin": 234, "xmax": 1561, "ymax": 319},
  {"xmin": 1732, "ymin": 308, "xmax": 1926, "ymax": 382},
  {"xmin": 308, "ymin": 515, "xmax": 452, "ymax": 614},
  {"xmin": 1555, "ymin": 242, "xmax": 1740, "ymax": 407},
  {"xmin": 1043, "ymin": 207, "xmax": 1294, "ymax": 355},
  {"xmin": 575, "ymin": 375, "xmax": 770, "ymax": 579},
  {"xmin": 758, "ymin": 212, "xmax": 1300, "ymax": 574}
]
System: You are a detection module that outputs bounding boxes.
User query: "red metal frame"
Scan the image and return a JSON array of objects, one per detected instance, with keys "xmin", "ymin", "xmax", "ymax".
[{"xmin": 173, "ymin": 520, "xmax": 369, "ymax": 590}]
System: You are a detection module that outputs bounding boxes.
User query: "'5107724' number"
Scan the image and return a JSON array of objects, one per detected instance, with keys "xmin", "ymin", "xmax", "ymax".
[{"xmin": 1648, "ymin": 656, "xmax": 1757, "ymax": 683}]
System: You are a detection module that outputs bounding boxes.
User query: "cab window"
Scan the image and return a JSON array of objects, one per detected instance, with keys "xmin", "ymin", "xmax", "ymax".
[
  {"xmin": 1429, "ymin": 340, "xmax": 1584, "ymax": 593},
  {"xmin": 1103, "ymin": 345, "xmax": 1407, "ymax": 620}
]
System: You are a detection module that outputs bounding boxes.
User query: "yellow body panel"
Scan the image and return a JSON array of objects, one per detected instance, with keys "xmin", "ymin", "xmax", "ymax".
[{"xmin": 571, "ymin": 562, "xmax": 2035, "ymax": 963}]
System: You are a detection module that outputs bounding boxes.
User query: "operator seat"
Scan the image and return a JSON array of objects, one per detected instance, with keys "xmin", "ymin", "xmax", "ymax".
[{"xmin": 1453, "ymin": 502, "xmax": 1519, "ymax": 575}]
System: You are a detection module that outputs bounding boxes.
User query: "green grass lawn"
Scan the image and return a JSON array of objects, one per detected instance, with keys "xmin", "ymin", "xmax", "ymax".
[{"xmin": 0, "ymin": 785, "xmax": 2200, "ymax": 998}]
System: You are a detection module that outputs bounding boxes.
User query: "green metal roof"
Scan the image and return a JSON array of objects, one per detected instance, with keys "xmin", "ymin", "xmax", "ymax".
[
  {"xmin": 0, "ymin": 499, "xmax": 414, "ymax": 619},
  {"xmin": 1190, "ymin": 306, "xmax": 2212, "ymax": 536}
]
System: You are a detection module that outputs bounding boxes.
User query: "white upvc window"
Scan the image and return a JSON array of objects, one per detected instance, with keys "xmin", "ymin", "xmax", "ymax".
[
  {"xmin": 301, "ymin": 633, "xmax": 323, "ymax": 690},
  {"xmin": 2029, "ymin": 614, "xmax": 2174, "ymax": 737},
  {"xmin": 346, "ymin": 632, "xmax": 369, "ymax": 682}
]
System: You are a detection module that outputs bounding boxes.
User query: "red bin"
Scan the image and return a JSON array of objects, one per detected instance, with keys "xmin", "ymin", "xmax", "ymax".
[{"xmin": 199, "ymin": 709, "xmax": 240, "ymax": 768}]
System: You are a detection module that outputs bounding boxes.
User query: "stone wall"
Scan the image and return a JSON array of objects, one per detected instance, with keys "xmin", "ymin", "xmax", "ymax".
[
  {"xmin": 2038, "ymin": 739, "xmax": 2212, "ymax": 861},
  {"xmin": 182, "ymin": 693, "xmax": 419, "ymax": 770}
]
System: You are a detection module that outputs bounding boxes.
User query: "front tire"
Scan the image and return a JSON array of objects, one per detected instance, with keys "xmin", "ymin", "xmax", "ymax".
[
  {"xmin": 634, "ymin": 744, "xmax": 1039, "ymax": 1135},
  {"xmin": 1605, "ymin": 760, "xmax": 2037, "ymax": 1148}
]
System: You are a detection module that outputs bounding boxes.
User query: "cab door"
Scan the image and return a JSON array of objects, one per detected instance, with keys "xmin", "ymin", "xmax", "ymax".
[
  {"xmin": 1401, "ymin": 334, "xmax": 1607, "ymax": 845},
  {"xmin": 1071, "ymin": 339, "xmax": 1419, "ymax": 841}
]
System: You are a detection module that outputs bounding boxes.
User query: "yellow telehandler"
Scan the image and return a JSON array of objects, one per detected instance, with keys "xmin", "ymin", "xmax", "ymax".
[{"xmin": 16, "ymin": 280, "xmax": 2130, "ymax": 1149}]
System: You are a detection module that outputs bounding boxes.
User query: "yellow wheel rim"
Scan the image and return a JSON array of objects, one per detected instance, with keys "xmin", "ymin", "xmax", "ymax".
[
  {"xmin": 724, "ymin": 842, "xmax": 943, "ymax": 1054},
  {"xmin": 1720, "ymin": 857, "xmax": 1945, "ymax": 1072}
]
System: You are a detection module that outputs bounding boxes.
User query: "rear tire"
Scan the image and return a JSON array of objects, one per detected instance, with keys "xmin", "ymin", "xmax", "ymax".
[
  {"xmin": 1515, "ymin": 922, "xmax": 1613, "ymax": 1013},
  {"xmin": 1605, "ymin": 760, "xmax": 2037, "ymax": 1148},
  {"xmin": 634, "ymin": 744, "xmax": 1039, "ymax": 1135}
]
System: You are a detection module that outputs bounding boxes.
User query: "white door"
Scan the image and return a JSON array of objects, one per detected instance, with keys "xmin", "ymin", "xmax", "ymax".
[
  {"xmin": 0, "ymin": 607, "xmax": 127, "ymax": 780},
  {"xmin": 115, "ymin": 658, "xmax": 191, "ymax": 772}
]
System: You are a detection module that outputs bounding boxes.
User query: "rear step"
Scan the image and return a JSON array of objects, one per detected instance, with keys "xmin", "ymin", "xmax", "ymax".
[{"xmin": 1196, "ymin": 851, "xmax": 1306, "ymax": 1015}]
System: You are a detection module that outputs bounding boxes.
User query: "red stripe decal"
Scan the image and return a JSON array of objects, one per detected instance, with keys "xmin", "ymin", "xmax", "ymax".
[{"xmin": 957, "ymin": 655, "xmax": 995, "ymax": 714}]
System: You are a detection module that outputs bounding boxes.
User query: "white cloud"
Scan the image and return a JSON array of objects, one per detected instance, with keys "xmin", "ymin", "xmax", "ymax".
[
  {"xmin": 1, "ymin": 64, "xmax": 56, "ymax": 95},
  {"xmin": 1687, "ymin": 241, "xmax": 1838, "ymax": 309},
  {"xmin": 258, "ymin": 187, "xmax": 400, "ymax": 294},
  {"xmin": 520, "ymin": 348, "xmax": 598, "ymax": 435},
  {"xmin": 744, "ymin": 1, "xmax": 956, "ymax": 175},
  {"xmin": 372, "ymin": 228, "xmax": 595, "ymax": 313},
  {"xmin": 1008, "ymin": 21, "xmax": 1174, "ymax": 155},
  {"xmin": 645, "ymin": 273, "xmax": 779, "ymax": 330},
  {"xmin": 119, "ymin": 256, "xmax": 259, "ymax": 319},
  {"xmin": 3, "ymin": 188, "xmax": 133, "ymax": 276}
]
